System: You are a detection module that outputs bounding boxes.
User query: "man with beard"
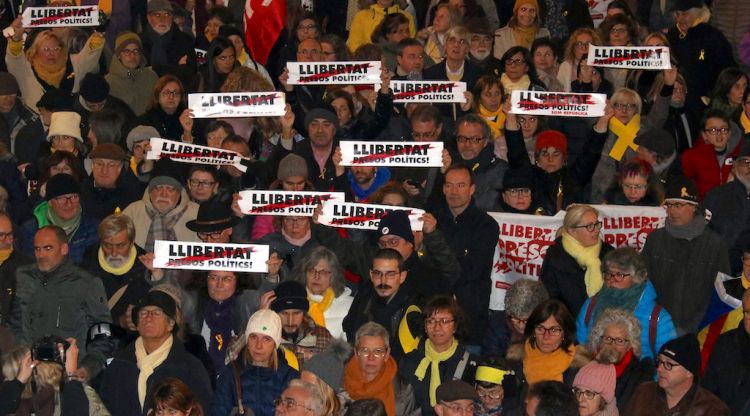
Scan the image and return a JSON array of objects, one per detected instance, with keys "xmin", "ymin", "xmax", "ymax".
[
  {"xmin": 466, "ymin": 18, "xmax": 503, "ymax": 77},
  {"xmin": 704, "ymin": 141, "xmax": 750, "ymax": 274},
  {"xmin": 139, "ymin": 0, "xmax": 196, "ymax": 86},
  {"xmin": 0, "ymin": 212, "xmax": 31, "ymax": 327},
  {"xmin": 268, "ymin": 281, "xmax": 332, "ymax": 367},
  {"xmin": 348, "ymin": 166, "xmax": 391, "ymax": 202}
]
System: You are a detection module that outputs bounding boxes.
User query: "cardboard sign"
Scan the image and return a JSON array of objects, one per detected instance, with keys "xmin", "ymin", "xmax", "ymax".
[
  {"xmin": 237, "ymin": 190, "xmax": 346, "ymax": 216},
  {"xmin": 318, "ymin": 202, "xmax": 425, "ymax": 231},
  {"xmin": 188, "ymin": 92, "xmax": 285, "ymax": 118},
  {"xmin": 153, "ymin": 240, "xmax": 270, "ymax": 273},
  {"xmin": 510, "ymin": 90, "xmax": 607, "ymax": 118},
  {"xmin": 587, "ymin": 45, "xmax": 671, "ymax": 70},
  {"xmin": 339, "ymin": 141, "xmax": 443, "ymax": 167},
  {"xmin": 488, "ymin": 205, "xmax": 666, "ymax": 310},
  {"xmin": 195, "ymin": 49, "xmax": 207, "ymax": 66},
  {"xmin": 287, "ymin": 61, "xmax": 381, "ymax": 85},
  {"xmin": 391, "ymin": 80, "xmax": 467, "ymax": 103},
  {"xmin": 22, "ymin": 6, "xmax": 99, "ymax": 27},
  {"xmin": 146, "ymin": 138, "xmax": 247, "ymax": 172}
]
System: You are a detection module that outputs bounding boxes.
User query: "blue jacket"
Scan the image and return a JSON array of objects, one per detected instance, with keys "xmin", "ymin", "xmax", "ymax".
[
  {"xmin": 576, "ymin": 280, "xmax": 677, "ymax": 359},
  {"xmin": 17, "ymin": 202, "xmax": 99, "ymax": 265},
  {"xmin": 210, "ymin": 350, "xmax": 298, "ymax": 416}
]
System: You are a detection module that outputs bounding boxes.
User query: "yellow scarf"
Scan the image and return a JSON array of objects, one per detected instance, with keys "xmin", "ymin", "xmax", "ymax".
[
  {"xmin": 135, "ymin": 335, "xmax": 173, "ymax": 409},
  {"xmin": 608, "ymin": 114, "xmax": 641, "ymax": 161},
  {"xmin": 523, "ymin": 340, "xmax": 575, "ymax": 385},
  {"xmin": 478, "ymin": 104, "xmax": 506, "ymax": 139},
  {"xmin": 561, "ymin": 229, "xmax": 603, "ymax": 296},
  {"xmin": 741, "ymin": 112, "xmax": 750, "ymax": 134},
  {"xmin": 98, "ymin": 246, "xmax": 137, "ymax": 276},
  {"xmin": 31, "ymin": 58, "xmax": 67, "ymax": 88},
  {"xmin": 0, "ymin": 247, "xmax": 12, "ymax": 263},
  {"xmin": 500, "ymin": 73, "xmax": 530, "ymax": 96},
  {"xmin": 741, "ymin": 272, "xmax": 750, "ymax": 290},
  {"xmin": 307, "ymin": 288, "xmax": 335, "ymax": 328},
  {"xmin": 414, "ymin": 339, "xmax": 459, "ymax": 406},
  {"xmin": 513, "ymin": 25, "xmax": 538, "ymax": 49}
]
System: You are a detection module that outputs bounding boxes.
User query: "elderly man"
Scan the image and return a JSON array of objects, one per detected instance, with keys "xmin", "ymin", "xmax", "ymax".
[
  {"xmin": 626, "ymin": 334, "xmax": 729, "ymax": 415},
  {"xmin": 466, "ymin": 18, "xmax": 503, "ymax": 77},
  {"xmin": 82, "ymin": 143, "xmax": 144, "ymax": 221},
  {"xmin": 433, "ymin": 380, "xmax": 480, "ymax": 416},
  {"xmin": 275, "ymin": 379, "xmax": 326, "ymax": 416},
  {"xmin": 703, "ymin": 288, "xmax": 750, "ymax": 414},
  {"xmin": 186, "ymin": 196, "xmax": 239, "ymax": 244},
  {"xmin": 343, "ymin": 322, "xmax": 419, "ymax": 416},
  {"xmin": 100, "ymin": 290, "xmax": 212, "ymax": 416},
  {"xmin": 0, "ymin": 72, "xmax": 44, "ymax": 166},
  {"xmin": 279, "ymin": 38, "xmax": 327, "ymax": 134},
  {"xmin": 122, "ymin": 160, "xmax": 199, "ymax": 252},
  {"xmin": 105, "ymin": 32, "xmax": 159, "ymax": 116},
  {"xmin": 18, "ymin": 173, "xmax": 99, "ymax": 264},
  {"xmin": 11, "ymin": 225, "xmax": 111, "ymax": 379},
  {"xmin": 641, "ymin": 177, "xmax": 730, "ymax": 333},
  {"xmin": 0, "ymin": 213, "xmax": 31, "ymax": 327},
  {"xmin": 139, "ymin": 0, "xmax": 196, "ymax": 84}
]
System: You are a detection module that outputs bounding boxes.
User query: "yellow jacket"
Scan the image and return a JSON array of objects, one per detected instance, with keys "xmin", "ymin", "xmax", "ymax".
[{"xmin": 347, "ymin": 5, "xmax": 415, "ymax": 53}]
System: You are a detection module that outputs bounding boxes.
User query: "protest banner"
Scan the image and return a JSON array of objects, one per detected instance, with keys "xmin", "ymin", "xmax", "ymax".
[
  {"xmin": 510, "ymin": 90, "xmax": 607, "ymax": 118},
  {"xmin": 287, "ymin": 61, "xmax": 381, "ymax": 85},
  {"xmin": 390, "ymin": 80, "xmax": 467, "ymax": 103},
  {"xmin": 587, "ymin": 45, "xmax": 671, "ymax": 70},
  {"xmin": 339, "ymin": 141, "xmax": 443, "ymax": 167},
  {"xmin": 237, "ymin": 190, "xmax": 346, "ymax": 216},
  {"xmin": 195, "ymin": 49, "xmax": 207, "ymax": 66},
  {"xmin": 488, "ymin": 205, "xmax": 666, "ymax": 310},
  {"xmin": 153, "ymin": 240, "xmax": 270, "ymax": 273},
  {"xmin": 146, "ymin": 138, "xmax": 247, "ymax": 172},
  {"xmin": 188, "ymin": 92, "xmax": 285, "ymax": 118},
  {"xmin": 22, "ymin": 6, "xmax": 99, "ymax": 28},
  {"xmin": 318, "ymin": 201, "xmax": 425, "ymax": 231}
]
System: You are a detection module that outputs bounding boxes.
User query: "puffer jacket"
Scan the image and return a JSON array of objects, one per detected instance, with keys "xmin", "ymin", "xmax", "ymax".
[
  {"xmin": 105, "ymin": 55, "xmax": 159, "ymax": 117},
  {"xmin": 17, "ymin": 202, "xmax": 99, "ymax": 265},
  {"xmin": 681, "ymin": 124, "xmax": 743, "ymax": 201}
]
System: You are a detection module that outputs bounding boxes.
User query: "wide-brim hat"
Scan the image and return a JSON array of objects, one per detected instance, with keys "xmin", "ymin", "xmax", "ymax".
[{"xmin": 186, "ymin": 196, "xmax": 239, "ymax": 233}]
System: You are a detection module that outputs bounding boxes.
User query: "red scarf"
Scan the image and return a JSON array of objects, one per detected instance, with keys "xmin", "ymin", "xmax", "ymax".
[{"xmin": 614, "ymin": 349, "xmax": 634, "ymax": 377}]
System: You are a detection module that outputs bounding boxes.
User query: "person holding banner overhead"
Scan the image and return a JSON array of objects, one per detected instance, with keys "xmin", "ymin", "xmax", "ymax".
[
  {"xmin": 557, "ymin": 28, "xmax": 603, "ymax": 93},
  {"xmin": 598, "ymin": 13, "xmax": 640, "ymax": 90}
]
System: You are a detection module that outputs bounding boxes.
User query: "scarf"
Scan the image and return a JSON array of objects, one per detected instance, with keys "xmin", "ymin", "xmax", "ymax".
[
  {"xmin": 344, "ymin": 355, "xmax": 398, "ymax": 416},
  {"xmin": 135, "ymin": 335, "xmax": 173, "ymax": 409},
  {"xmin": 561, "ymin": 230, "xmax": 603, "ymax": 296},
  {"xmin": 144, "ymin": 25, "xmax": 174, "ymax": 67},
  {"xmin": 46, "ymin": 206, "xmax": 82, "ymax": 242},
  {"xmin": 590, "ymin": 282, "xmax": 646, "ymax": 325},
  {"xmin": 608, "ymin": 115, "xmax": 641, "ymax": 161},
  {"xmin": 281, "ymin": 227, "xmax": 311, "ymax": 247},
  {"xmin": 308, "ymin": 288, "xmax": 335, "ymax": 328},
  {"xmin": 523, "ymin": 340, "xmax": 575, "ymax": 384},
  {"xmin": 143, "ymin": 195, "xmax": 187, "ymax": 252},
  {"xmin": 478, "ymin": 104, "xmax": 506, "ymax": 139},
  {"xmin": 741, "ymin": 272, "xmax": 750, "ymax": 290},
  {"xmin": 665, "ymin": 215, "xmax": 706, "ymax": 241},
  {"xmin": 513, "ymin": 25, "xmax": 538, "ymax": 49},
  {"xmin": 31, "ymin": 57, "xmax": 67, "ymax": 88},
  {"xmin": 414, "ymin": 339, "xmax": 459, "ymax": 406},
  {"xmin": 98, "ymin": 246, "xmax": 137, "ymax": 275},
  {"xmin": 500, "ymin": 73, "xmax": 530, "ymax": 95},
  {"xmin": 614, "ymin": 349, "xmax": 634, "ymax": 377},
  {"xmin": 0, "ymin": 247, "xmax": 12, "ymax": 263},
  {"xmin": 741, "ymin": 112, "xmax": 750, "ymax": 134},
  {"xmin": 205, "ymin": 297, "xmax": 236, "ymax": 371}
]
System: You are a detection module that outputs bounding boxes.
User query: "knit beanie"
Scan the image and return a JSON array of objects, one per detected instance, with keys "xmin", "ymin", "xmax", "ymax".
[
  {"xmin": 80, "ymin": 73, "xmax": 110, "ymax": 103},
  {"xmin": 45, "ymin": 173, "xmax": 80, "ymax": 200},
  {"xmin": 377, "ymin": 210, "xmax": 414, "ymax": 246},
  {"xmin": 659, "ymin": 334, "xmax": 701, "ymax": 377},
  {"xmin": 115, "ymin": 31, "xmax": 142, "ymax": 55},
  {"xmin": 514, "ymin": 0, "xmax": 540, "ymax": 13},
  {"xmin": 301, "ymin": 339, "xmax": 352, "ymax": 391},
  {"xmin": 535, "ymin": 130, "xmax": 568, "ymax": 159},
  {"xmin": 270, "ymin": 281, "xmax": 310, "ymax": 312},
  {"xmin": 245, "ymin": 309, "xmax": 282, "ymax": 347},
  {"xmin": 573, "ymin": 362, "xmax": 617, "ymax": 409},
  {"xmin": 277, "ymin": 153, "xmax": 309, "ymax": 182}
]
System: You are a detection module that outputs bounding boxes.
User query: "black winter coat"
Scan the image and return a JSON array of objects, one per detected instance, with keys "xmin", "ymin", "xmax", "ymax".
[
  {"xmin": 0, "ymin": 249, "xmax": 31, "ymax": 326},
  {"xmin": 703, "ymin": 325, "xmax": 750, "ymax": 415},
  {"xmin": 704, "ymin": 180, "xmax": 750, "ymax": 275},
  {"xmin": 80, "ymin": 170, "xmax": 145, "ymax": 222},
  {"xmin": 615, "ymin": 355, "xmax": 655, "ymax": 413}
]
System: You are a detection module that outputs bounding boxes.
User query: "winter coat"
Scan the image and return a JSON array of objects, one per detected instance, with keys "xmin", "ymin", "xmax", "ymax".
[
  {"xmin": 483, "ymin": 310, "xmax": 524, "ymax": 358},
  {"xmin": 493, "ymin": 26, "xmax": 552, "ymax": 60},
  {"xmin": 641, "ymin": 226, "xmax": 731, "ymax": 333},
  {"xmin": 615, "ymin": 356, "xmax": 655, "ymax": 413},
  {"xmin": 681, "ymin": 128, "xmax": 743, "ymax": 201},
  {"xmin": 316, "ymin": 287, "xmax": 354, "ymax": 340},
  {"xmin": 0, "ymin": 379, "xmax": 93, "ymax": 416},
  {"xmin": 0, "ymin": 249, "xmax": 32, "ymax": 326},
  {"xmin": 105, "ymin": 54, "xmax": 159, "ymax": 116},
  {"xmin": 438, "ymin": 144, "xmax": 508, "ymax": 212},
  {"xmin": 135, "ymin": 106, "xmax": 187, "ymax": 141},
  {"xmin": 100, "ymin": 338, "xmax": 213, "ymax": 416},
  {"xmin": 704, "ymin": 179, "xmax": 750, "ymax": 275},
  {"xmin": 122, "ymin": 188, "xmax": 200, "ymax": 249},
  {"xmin": 210, "ymin": 351, "xmax": 298, "ymax": 416},
  {"xmin": 540, "ymin": 237, "xmax": 614, "ymax": 317},
  {"xmin": 266, "ymin": 137, "xmax": 349, "ymax": 193},
  {"xmin": 423, "ymin": 60, "xmax": 483, "ymax": 122},
  {"xmin": 539, "ymin": 0, "xmax": 594, "ymax": 39},
  {"xmin": 702, "ymin": 324, "xmax": 750, "ymax": 415},
  {"xmin": 711, "ymin": 0, "xmax": 750, "ymax": 65},
  {"xmin": 576, "ymin": 280, "xmax": 677, "ymax": 359},
  {"xmin": 625, "ymin": 382, "xmax": 729, "ymax": 415},
  {"xmin": 347, "ymin": 4, "xmax": 416, "ymax": 53},
  {"xmin": 80, "ymin": 170, "xmax": 145, "ymax": 222},
  {"xmin": 139, "ymin": 25, "xmax": 197, "ymax": 88},
  {"xmin": 18, "ymin": 203, "xmax": 100, "ymax": 265},
  {"xmin": 0, "ymin": 101, "xmax": 45, "ymax": 165}
]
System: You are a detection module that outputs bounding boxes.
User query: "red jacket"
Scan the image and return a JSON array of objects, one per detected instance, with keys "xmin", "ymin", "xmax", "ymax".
[{"xmin": 681, "ymin": 137, "xmax": 741, "ymax": 200}]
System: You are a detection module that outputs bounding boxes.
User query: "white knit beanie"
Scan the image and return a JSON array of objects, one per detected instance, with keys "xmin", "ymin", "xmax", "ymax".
[{"xmin": 245, "ymin": 309, "xmax": 282, "ymax": 346}]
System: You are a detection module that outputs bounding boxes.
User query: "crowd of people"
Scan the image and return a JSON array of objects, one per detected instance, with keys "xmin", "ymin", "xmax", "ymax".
[{"xmin": 1, "ymin": 0, "xmax": 750, "ymax": 415}]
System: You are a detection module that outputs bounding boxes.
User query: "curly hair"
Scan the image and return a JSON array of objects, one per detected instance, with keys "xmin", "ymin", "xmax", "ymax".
[
  {"xmin": 601, "ymin": 247, "xmax": 649, "ymax": 285},
  {"xmin": 587, "ymin": 308, "xmax": 642, "ymax": 359},
  {"xmin": 505, "ymin": 279, "xmax": 549, "ymax": 319}
]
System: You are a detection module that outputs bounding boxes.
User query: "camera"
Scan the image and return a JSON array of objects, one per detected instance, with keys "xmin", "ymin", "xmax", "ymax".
[{"xmin": 31, "ymin": 336, "xmax": 69, "ymax": 365}]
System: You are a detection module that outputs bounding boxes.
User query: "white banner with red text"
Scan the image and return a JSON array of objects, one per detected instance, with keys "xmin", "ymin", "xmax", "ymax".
[
  {"xmin": 153, "ymin": 240, "xmax": 270, "ymax": 273},
  {"xmin": 318, "ymin": 201, "xmax": 425, "ymax": 231},
  {"xmin": 22, "ymin": 6, "xmax": 99, "ymax": 27},
  {"xmin": 510, "ymin": 90, "xmax": 607, "ymax": 118},
  {"xmin": 237, "ymin": 190, "xmax": 346, "ymax": 216},
  {"xmin": 286, "ymin": 61, "xmax": 381, "ymax": 85},
  {"xmin": 390, "ymin": 80, "xmax": 467, "ymax": 103},
  {"xmin": 146, "ymin": 138, "xmax": 247, "ymax": 172},
  {"xmin": 587, "ymin": 45, "xmax": 671, "ymax": 70},
  {"xmin": 339, "ymin": 141, "xmax": 443, "ymax": 167},
  {"xmin": 188, "ymin": 92, "xmax": 285, "ymax": 118}
]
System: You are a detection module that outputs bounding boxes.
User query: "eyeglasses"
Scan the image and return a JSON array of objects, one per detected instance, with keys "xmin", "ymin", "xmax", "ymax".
[
  {"xmin": 138, "ymin": 308, "xmax": 165, "ymax": 319},
  {"xmin": 197, "ymin": 230, "xmax": 225, "ymax": 240},
  {"xmin": 446, "ymin": 38, "xmax": 467, "ymax": 45},
  {"xmin": 603, "ymin": 270, "xmax": 631, "ymax": 282},
  {"xmin": 534, "ymin": 325, "xmax": 563, "ymax": 336},
  {"xmin": 307, "ymin": 268, "xmax": 332, "ymax": 279},
  {"xmin": 93, "ymin": 160, "xmax": 121, "ymax": 170},
  {"xmin": 370, "ymin": 269, "xmax": 400, "ymax": 280},
  {"xmin": 609, "ymin": 27, "xmax": 628, "ymax": 34},
  {"xmin": 735, "ymin": 158, "xmax": 750, "ymax": 168},
  {"xmin": 189, "ymin": 179, "xmax": 216, "ymax": 188},
  {"xmin": 53, "ymin": 194, "xmax": 79, "ymax": 204},
  {"xmin": 425, "ymin": 317, "xmax": 455, "ymax": 327},
  {"xmin": 42, "ymin": 47, "xmax": 62, "ymax": 53},
  {"xmin": 505, "ymin": 58, "xmax": 526, "ymax": 66},
  {"xmin": 505, "ymin": 188, "xmax": 531, "ymax": 196},
  {"xmin": 622, "ymin": 183, "xmax": 647, "ymax": 191},
  {"xmin": 160, "ymin": 89, "xmax": 181, "ymax": 98},
  {"xmin": 655, "ymin": 358, "xmax": 681, "ymax": 371},
  {"xmin": 600, "ymin": 335, "xmax": 629, "ymax": 346},
  {"xmin": 573, "ymin": 387, "xmax": 600, "ymax": 400},
  {"xmin": 663, "ymin": 202, "xmax": 692, "ymax": 209},
  {"xmin": 703, "ymin": 127, "xmax": 730, "ymax": 136},
  {"xmin": 121, "ymin": 48, "xmax": 141, "ymax": 56},
  {"xmin": 440, "ymin": 402, "xmax": 475, "ymax": 414},
  {"xmin": 356, "ymin": 347, "xmax": 387, "ymax": 358},
  {"xmin": 216, "ymin": 54, "xmax": 236, "ymax": 62},
  {"xmin": 412, "ymin": 130, "xmax": 437, "ymax": 140},
  {"xmin": 0, "ymin": 231, "xmax": 11, "ymax": 240},
  {"xmin": 575, "ymin": 41, "xmax": 590, "ymax": 48},
  {"xmin": 208, "ymin": 274, "xmax": 236, "ymax": 284},
  {"xmin": 510, "ymin": 316, "xmax": 528, "ymax": 325},
  {"xmin": 274, "ymin": 397, "xmax": 313, "ymax": 412},
  {"xmin": 613, "ymin": 103, "xmax": 637, "ymax": 111},
  {"xmin": 456, "ymin": 135, "xmax": 486, "ymax": 144},
  {"xmin": 571, "ymin": 221, "xmax": 603, "ymax": 232},
  {"xmin": 283, "ymin": 217, "xmax": 308, "ymax": 226},
  {"xmin": 377, "ymin": 237, "xmax": 402, "ymax": 249},
  {"xmin": 477, "ymin": 390, "xmax": 503, "ymax": 400},
  {"xmin": 297, "ymin": 24, "xmax": 317, "ymax": 31}
]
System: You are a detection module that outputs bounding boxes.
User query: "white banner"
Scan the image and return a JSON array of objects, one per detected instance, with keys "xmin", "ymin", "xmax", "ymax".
[
  {"xmin": 510, "ymin": 90, "xmax": 607, "ymax": 118},
  {"xmin": 146, "ymin": 138, "xmax": 247, "ymax": 172},
  {"xmin": 287, "ymin": 61, "xmax": 381, "ymax": 85},
  {"xmin": 22, "ymin": 6, "xmax": 99, "ymax": 27},
  {"xmin": 319, "ymin": 202, "xmax": 425, "ymax": 231},
  {"xmin": 391, "ymin": 80, "xmax": 467, "ymax": 103},
  {"xmin": 488, "ymin": 205, "xmax": 666, "ymax": 310},
  {"xmin": 339, "ymin": 141, "xmax": 443, "ymax": 167},
  {"xmin": 188, "ymin": 92, "xmax": 285, "ymax": 118},
  {"xmin": 153, "ymin": 240, "xmax": 270, "ymax": 273},
  {"xmin": 195, "ymin": 48, "xmax": 207, "ymax": 66},
  {"xmin": 237, "ymin": 190, "xmax": 346, "ymax": 216},
  {"xmin": 587, "ymin": 45, "xmax": 671, "ymax": 70}
]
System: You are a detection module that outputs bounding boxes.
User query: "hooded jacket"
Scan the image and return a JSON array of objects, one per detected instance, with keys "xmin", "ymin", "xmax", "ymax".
[
  {"xmin": 681, "ymin": 124, "xmax": 743, "ymax": 201},
  {"xmin": 105, "ymin": 54, "xmax": 159, "ymax": 116},
  {"xmin": 347, "ymin": 4, "xmax": 416, "ymax": 53}
]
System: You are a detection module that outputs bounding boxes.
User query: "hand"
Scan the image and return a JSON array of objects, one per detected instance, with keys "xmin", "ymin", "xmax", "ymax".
[
  {"xmin": 312, "ymin": 203, "xmax": 323, "ymax": 224},
  {"xmin": 259, "ymin": 290, "xmax": 276, "ymax": 310},
  {"xmin": 440, "ymin": 148, "xmax": 452, "ymax": 174},
  {"xmin": 64, "ymin": 338, "xmax": 79, "ymax": 375},
  {"xmin": 16, "ymin": 351, "xmax": 34, "ymax": 384},
  {"xmin": 663, "ymin": 67, "xmax": 677, "ymax": 86},
  {"xmin": 421, "ymin": 212, "xmax": 437, "ymax": 234},
  {"xmin": 266, "ymin": 252, "xmax": 283, "ymax": 276},
  {"xmin": 119, "ymin": 304, "xmax": 137, "ymax": 331},
  {"xmin": 179, "ymin": 108, "xmax": 194, "ymax": 135},
  {"xmin": 178, "ymin": 55, "xmax": 188, "ymax": 65},
  {"xmin": 10, "ymin": 16, "xmax": 24, "ymax": 41},
  {"xmin": 139, "ymin": 253, "xmax": 164, "ymax": 281},
  {"xmin": 333, "ymin": 146, "xmax": 344, "ymax": 176},
  {"xmin": 280, "ymin": 103, "xmax": 295, "ymax": 132},
  {"xmin": 72, "ymin": 367, "xmax": 90, "ymax": 384},
  {"xmin": 595, "ymin": 104, "xmax": 616, "ymax": 131},
  {"xmin": 402, "ymin": 180, "xmax": 421, "ymax": 196},
  {"xmin": 279, "ymin": 68, "xmax": 293, "ymax": 92},
  {"xmin": 231, "ymin": 192, "xmax": 246, "ymax": 217},
  {"xmin": 380, "ymin": 68, "xmax": 392, "ymax": 94},
  {"xmin": 460, "ymin": 91, "xmax": 474, "ymax": 112}
]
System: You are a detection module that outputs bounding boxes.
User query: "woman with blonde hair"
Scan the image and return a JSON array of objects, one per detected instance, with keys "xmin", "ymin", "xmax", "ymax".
[
  {"xmin": 557, "ymin": 28, "xmax": 602, "ymax": 92},
  {"xmin": 492, "ymin": 0, "xmax": 550, "ymax": 60}
]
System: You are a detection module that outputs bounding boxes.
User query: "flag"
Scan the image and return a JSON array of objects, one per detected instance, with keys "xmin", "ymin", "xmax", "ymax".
[
  {"xmin": 697, "ymin": 272, "xmax": 743, "ymax": 374},
  {"xmin": 244, "ymin": 0, "xmax": 286, "ymax": 65}
]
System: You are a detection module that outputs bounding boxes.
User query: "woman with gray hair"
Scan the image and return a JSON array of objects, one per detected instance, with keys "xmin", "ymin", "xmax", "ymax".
[
  {"xmin": 576, "ymin": 247, "xmax": 676, "ymax": 360},
  {"xmin": 586, "ymin": 309, "xmax": 655, "ymax": 413},
  {"xmin": 483, "ymin": 279, "xmax": 549, "ymax": 356},
  {"xmin": 292, "ymin": 246, "xmax": 354, "ymax": 340}
]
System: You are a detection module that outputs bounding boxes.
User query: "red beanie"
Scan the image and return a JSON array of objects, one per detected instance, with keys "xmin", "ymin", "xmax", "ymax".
[{"xmin": 535, "ymin": 130, "xmax": 568, "ymax": 159}]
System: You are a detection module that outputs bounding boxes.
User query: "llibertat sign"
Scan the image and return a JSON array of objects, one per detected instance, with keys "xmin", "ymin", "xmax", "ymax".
[
  {"xmin": 339, "ymin": 141, "xmax": 443, "ymax": 167},
  {"xmin": 146, "ymin": 138, "xmax": 248, "ymax": 172},
  {"xmin": 188, "ymin": 92, "xmax": 285, "ymax": 118},
  {"xmin": 237, "ymin": 190, "xmax": 346, "ymax": 216},
  {"xmin": 22, "ymin": 6, "xmax": 99, "ymax": 27},
  {"xmin": 390, "ymin": 80, "xmax": 467, "ymax": 103},
  {"xmin": 287, "ymin": 61, "xmax": 381, "ymax": 85},
  {"xmin": 319, "ymin": 202, "xmax": 425, "ymax": 231},
  {"xmin": 510, "ymin": 90, "xmax": 607, "ymax": 117},
  {"xmin": 153, "ymin": 240, "xmax": 270, "ymax": 273},
  {"xmin": 587, "ymin": 45, "xmax": 671, "ymax": 70}
]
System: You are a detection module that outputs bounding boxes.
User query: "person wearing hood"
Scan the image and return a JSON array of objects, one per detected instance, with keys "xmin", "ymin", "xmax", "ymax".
[
  {"xmin": 347, "ymin": 0, "xmax": 416, "ymax": 54},
  {"xmin": 498, "ymin": 168, "xmax": 548, "ymax": 214},
  {"xmin": 105, "ymin": 32, "xmax": 159, "ymax": 117},
  {"xmin": 348, "ymin": 166, "xmax": 392, "ymax": 203},
  {"xmin": 641, "ymin": 176, "xmax": 731, "ymax": 333}
]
